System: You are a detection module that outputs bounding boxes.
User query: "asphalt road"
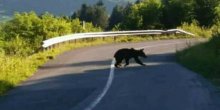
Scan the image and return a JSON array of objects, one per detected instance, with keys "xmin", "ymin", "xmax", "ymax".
[{"xmin": 0, "ymin": 39, "xmax": 220, "ymax": 110}]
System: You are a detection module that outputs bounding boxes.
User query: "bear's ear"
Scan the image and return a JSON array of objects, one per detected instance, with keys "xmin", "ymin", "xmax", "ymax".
[
  {"xmin": 131, "ymin": 48, "xmax": 135, "ymax": 50},
  {"xmin": 140, "ymin": 49, "xmax": 144, "ymax": 51}
]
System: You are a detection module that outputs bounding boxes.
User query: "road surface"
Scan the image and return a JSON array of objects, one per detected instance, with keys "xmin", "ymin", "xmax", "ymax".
[{"xmin": 0, "ymin": 39, "xmax": 220, "ymax": 110}]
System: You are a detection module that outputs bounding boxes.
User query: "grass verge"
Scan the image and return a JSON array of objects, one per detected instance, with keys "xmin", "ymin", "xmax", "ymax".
[{"xmin": 176, "ymin": 36, "xmax": 220, "ymax": 88}]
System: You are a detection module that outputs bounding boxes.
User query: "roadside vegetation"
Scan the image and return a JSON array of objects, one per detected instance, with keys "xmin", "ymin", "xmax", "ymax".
[
  {"xmin": 177, "ymin": 22, "xmax": 220, "ymax": 87},
  {"xmin": 0, "ymin": 0, "xmax": 220, "ymax": 95}
]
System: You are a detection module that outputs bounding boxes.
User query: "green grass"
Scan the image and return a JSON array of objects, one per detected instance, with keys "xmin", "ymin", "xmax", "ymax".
[
  {"xmin": 0, "ymin": 38, "xmax": 111, "ymax": 96},
  {"xmin": 0, "ymin": 34, "xmax": 202, "ymax": 96},
  {"xmin": 176, "ymin": 36, "xmax": 220, "ymax": 87}
]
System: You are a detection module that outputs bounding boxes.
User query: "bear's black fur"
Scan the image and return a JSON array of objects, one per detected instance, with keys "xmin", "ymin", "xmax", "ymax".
[{"xmin": 114, "ymin": 48, "xmax": 147, "ymax": 68}]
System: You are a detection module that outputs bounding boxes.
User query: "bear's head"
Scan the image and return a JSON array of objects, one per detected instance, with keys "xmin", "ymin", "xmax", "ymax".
[{"xmin": 137, "ymin": 49, "xmax": 147, "ymax": 58}]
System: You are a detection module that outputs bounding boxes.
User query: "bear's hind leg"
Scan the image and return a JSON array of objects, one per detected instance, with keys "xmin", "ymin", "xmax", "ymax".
[{"xmin": 124, "ymin": 58, "xmax": 130, "ymax": 67}]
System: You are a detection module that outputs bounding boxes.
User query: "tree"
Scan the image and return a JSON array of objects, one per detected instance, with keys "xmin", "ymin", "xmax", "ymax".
[
  {"xmin": 194, "ymin": 0, "xmax": 220, "ymax": 27},
  {"xmin": 135, "ymin": 0, "xmax": 144, "ymax": 4},
  {"xmin": 161, "ymin": 0, "xmax": 195, "ymax": 28},
  {"xmin": 215, "ymin": 4, "xmax": 220, "ymax": 21},
  {"xmin": 108, "ymin": 5, "xmax": 125, "ymax": 30},
  {"xmin": 122, "ymin": 0, "xmax": 163, "ymax": 29},
  {"xmin": 140, "ymin": 0, "xmax": 163, "ymax": 29},
  {"xmin": 93, "ymin": 3, "xmax": 109, "ymax": 29},
  {"xmin": 96, "ymin": 0, "xmax": 104, "ymax": 6},
  {"xmin": 0, "ymin": 23, "xmax": 4, "ymax": 42},
  {"xmin": 71, "ymin": 1, "xmax": 108, "ymax": 29}
]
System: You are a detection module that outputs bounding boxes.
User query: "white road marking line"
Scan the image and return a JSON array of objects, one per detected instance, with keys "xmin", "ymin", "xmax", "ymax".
[
  {"xmin": 84, "ymin": 41, "xmax": 186, "ymax": 110},
  {"xmin": 84, "ymin": 59, "xmax": 115, "ymax": 110}
]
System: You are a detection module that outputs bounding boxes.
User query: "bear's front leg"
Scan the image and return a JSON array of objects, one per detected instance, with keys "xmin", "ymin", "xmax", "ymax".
[
  {"xmin": 115, "ymin": 63, "xmax": 122, "ymax": 68},
  {"xmin": 134, "ymin": 57, "xmax": 146, "ymax": 66}
]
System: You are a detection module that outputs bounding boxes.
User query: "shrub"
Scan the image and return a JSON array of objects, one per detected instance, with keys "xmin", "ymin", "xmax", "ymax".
[
  {"xmin": 1, "ymin": 12, "xmax": 101, "ymax": 56},
  {"xmin": 211, "ymin": 20, "xmax": 220, "ymax": 55},
  {"xmin": 177, "ymin": 32, "xmax": 220, "ymax": 86},
  {"xmin": 3, "ymin": 36, "xmax": 32, "ymax": 56},
  {"xmin": 178, "ymin": 20, "xmax": 212, "ymax": 38}
]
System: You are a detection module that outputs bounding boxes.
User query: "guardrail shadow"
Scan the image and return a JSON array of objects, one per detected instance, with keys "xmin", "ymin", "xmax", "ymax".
[
  {"xmin": 39, "ymin": 60, "xmax": 112, "ymax": 70},
  {"xmin": 39, "ymin": 53, "xmax": 176, "ymax": 70}
]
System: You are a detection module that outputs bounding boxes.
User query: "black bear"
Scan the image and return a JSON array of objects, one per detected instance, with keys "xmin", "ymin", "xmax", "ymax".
[{"xmin": 114, "ymin": 48, "xmax": 147, "ymax": 68}]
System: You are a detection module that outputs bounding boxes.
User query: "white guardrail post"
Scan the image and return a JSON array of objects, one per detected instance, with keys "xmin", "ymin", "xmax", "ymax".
[{"xmin": 42, "ymin": 29, "xmax": 195, "ymax": 48}]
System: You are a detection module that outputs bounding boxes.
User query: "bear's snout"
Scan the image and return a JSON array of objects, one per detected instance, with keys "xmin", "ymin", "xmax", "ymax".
[{"xmin": 143, "ymin": 55, "xmax": 147, "ymax": 58}]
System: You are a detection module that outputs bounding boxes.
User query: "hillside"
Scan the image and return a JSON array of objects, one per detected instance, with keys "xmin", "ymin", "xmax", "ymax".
[{"xmin": 0, "ymin": 0, "xmax": 136, "ymax": 17}]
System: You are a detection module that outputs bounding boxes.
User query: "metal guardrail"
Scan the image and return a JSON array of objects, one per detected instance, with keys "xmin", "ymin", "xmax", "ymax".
[{"xmin": 42, "ymin": 29, "xmax": 195, "ymax": 48}]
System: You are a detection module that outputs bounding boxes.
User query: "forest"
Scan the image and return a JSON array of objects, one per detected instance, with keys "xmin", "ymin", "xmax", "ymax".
[
  {"xmin": 0, "ymin": 0, "xmax": 220, "ymax": 95},
  {"xmin": 72, "ymin": 0, "xmax": 220, "ymax": 29}
]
